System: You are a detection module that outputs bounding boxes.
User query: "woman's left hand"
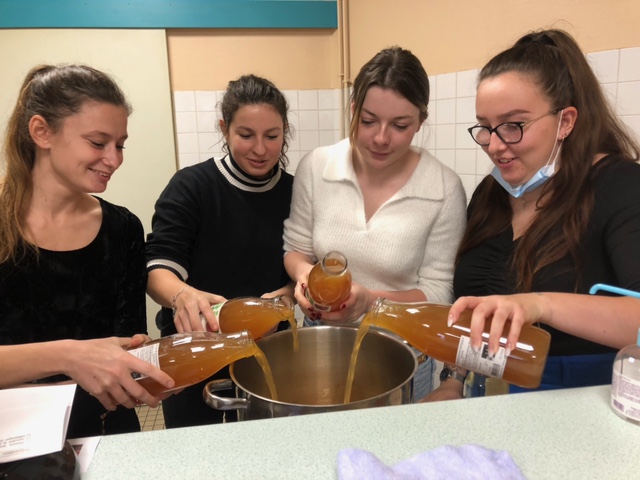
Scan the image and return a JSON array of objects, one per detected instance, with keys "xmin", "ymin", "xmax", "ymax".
[
  {"xmin": 449, "ymin": 293, "xmax": 550, "ymax": 357},
  {"xmin": 318, "ymin": 282, "xmax": 373, "ymax": 324}
]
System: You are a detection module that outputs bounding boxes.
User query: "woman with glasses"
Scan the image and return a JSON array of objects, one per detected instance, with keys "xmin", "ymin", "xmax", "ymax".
[{"xmin": 428, "ymin": 29, "xmax": 640, "ymax": 401}]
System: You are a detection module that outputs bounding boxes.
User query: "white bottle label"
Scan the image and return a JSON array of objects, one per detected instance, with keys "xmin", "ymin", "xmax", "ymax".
[
  {"xmin": 127, "ymin": 343, "xmax": 160, "ymax": 380},
  {"xmin": 611, "ymin": 363, "xmax": 640, "ymax": 422},
  {"xmin": 455, "ymin": 336, "xmax": 507, "ymax": 379},
  {"xmin": 204, "ymin": 301, "xmax": 226, "ymax": 332}
]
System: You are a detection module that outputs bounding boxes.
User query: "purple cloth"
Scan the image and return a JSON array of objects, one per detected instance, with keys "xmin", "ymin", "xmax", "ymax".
[{"xmin": 337, "ymin": 444, "xmax": 525, "ymax": 480}]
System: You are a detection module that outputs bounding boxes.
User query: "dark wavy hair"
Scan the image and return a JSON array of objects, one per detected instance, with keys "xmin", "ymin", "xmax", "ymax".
[
  {"xmin": 456, "ymin": 29, "xmax": 640, "ymax": 292},
  {"xmin": 220, "ymin": 74, "xmax": 290, "ymax": 169}
]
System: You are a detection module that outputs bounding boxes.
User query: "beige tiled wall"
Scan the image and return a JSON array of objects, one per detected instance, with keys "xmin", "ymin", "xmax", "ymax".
[{"xmin": 174, "ymin": 46, "xmax": 640, "ymax": 202}]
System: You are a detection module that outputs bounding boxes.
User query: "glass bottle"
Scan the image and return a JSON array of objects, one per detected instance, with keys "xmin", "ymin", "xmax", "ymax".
[
  {"xmin": 127, "ymin": 331, "xmax": 273, "ymax": 397},
  {"xmin": 360, "ymin": 298, "xmax": 551, "ymax": 389},
  {"xmin": 611, "ymin": 328, "xmax": 640, "ymax": 426},
  {"xmin": 209, "ymin": 295, "xmax": 296, "ymax": 341},
  {"xmin": 306, "ymin": 251, "xmax": 352, "ymax": 312}
]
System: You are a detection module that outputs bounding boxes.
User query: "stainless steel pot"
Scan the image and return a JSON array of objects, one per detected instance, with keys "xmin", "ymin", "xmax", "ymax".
[{"xmin": 203, "ymin": 325, "xmax": 417, "ymax": 420}]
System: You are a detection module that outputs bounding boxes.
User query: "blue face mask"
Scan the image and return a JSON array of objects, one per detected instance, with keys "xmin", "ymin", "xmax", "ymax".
[
  {"xmin": 490, "ymin": 161, "xmax": 557, "ymax": 198},
  {"xmin": 490, "ymin": 110, "xmax": 564, "ymax": 199}
]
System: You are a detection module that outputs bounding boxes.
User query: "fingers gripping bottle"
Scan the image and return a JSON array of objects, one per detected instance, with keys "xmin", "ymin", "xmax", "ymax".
[
  {"xmin": 359, "ymin": 298, "xmax": 551, "ymax": 389},
  {"xmin": 127, "ymin": 331, "xmax": 262, "ymax": 396},
  {"xmin": 306, "ymin": 251, "xmax": 352, "ymax": 312}
]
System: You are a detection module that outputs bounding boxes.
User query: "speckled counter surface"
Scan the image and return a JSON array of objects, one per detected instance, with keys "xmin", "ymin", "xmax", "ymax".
[{"xmin": 84, "ymin": 385, "xmax": 638, "ymax": 480}]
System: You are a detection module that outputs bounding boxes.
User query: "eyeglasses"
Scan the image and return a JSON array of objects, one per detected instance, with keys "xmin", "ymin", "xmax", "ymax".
[{"xmin": 467, "ymin": 111, "xmax": 558, "ymax": 146}]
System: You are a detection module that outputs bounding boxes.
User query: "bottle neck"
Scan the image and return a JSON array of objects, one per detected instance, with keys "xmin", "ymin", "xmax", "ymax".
[{"xmin": 321, "ymin": 251, "xmax": 348, "ymax": 276}]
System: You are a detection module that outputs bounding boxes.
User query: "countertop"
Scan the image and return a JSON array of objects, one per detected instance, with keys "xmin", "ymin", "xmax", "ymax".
[{"xmin": 84, "ymin": 385, "xmax": 639, "ymax": 479}]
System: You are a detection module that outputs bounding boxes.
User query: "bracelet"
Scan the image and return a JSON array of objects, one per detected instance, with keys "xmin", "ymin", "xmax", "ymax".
[
  {"xmin": 171, "ymin": 286, "xmax": 188, "ymax": 317},
  {"xmin": 439, "ymin": 364, "xmax": 468, "ymax": 384}
]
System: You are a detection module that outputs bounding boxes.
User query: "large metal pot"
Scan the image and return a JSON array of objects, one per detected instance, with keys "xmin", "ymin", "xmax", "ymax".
[{"xmin": 203, "ymin": 325, "xmax": 417, "ymax": 420}]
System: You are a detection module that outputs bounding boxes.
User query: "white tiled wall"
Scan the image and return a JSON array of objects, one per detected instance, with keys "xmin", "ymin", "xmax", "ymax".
[
  {"xmin": 173, "ymin": 88, "xmax": 342, "ymax": 174},
  {"xmin": 173, "ymin": 46, "xmax": 640, "ymax": 201}
]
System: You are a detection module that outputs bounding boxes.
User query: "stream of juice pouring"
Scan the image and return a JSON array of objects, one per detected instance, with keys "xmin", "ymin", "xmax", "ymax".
[
  {"xmin": 251, "ymin": 345, "xmax": 278, "ymax": 400},
  {"xmin": 344, "ymin": 317, "xmax": 372, "ymax": 404}
]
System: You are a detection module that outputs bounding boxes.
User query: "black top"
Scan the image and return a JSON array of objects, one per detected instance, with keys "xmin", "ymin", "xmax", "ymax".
[
  {"xmin": 146, "ymin": 155, "xmax": 294, "ymax": 331},
  {"xmin": 0, "ymin": 197, "xmax": 146, "ymax": 343},
  {"xmin": 0, "ymin": 197, "xmax": 147, "ymax": 437},
  {"xmin": 454, "ymin": 155, "xmax": 640, "ymax": 356}
]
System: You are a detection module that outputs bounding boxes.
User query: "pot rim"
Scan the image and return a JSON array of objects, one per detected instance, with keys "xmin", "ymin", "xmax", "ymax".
[{"xmin": 229, "ymin": 325, "xmax": 418, "ymax": 408}]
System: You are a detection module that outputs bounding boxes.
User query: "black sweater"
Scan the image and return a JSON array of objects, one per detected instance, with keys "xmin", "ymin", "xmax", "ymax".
[{"xmin": 146, "ymin": 155, "xmax": 293, "ymax": 331}]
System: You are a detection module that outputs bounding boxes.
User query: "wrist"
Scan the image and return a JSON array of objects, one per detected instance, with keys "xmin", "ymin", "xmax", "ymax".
[
  {"xmin": 54, "ymin": 339, "xmax": 78, "ymax": 377},
  {"xmin": 532, "ymin": 291, "xmax": 552, "ymax": 326},
  {"xmin": 171, "ymin": 285, "xmax": 189, "ymax": 317},
  {"xmin": 439, "ymin": 364, "xmax": 468, "ymax": 384}
]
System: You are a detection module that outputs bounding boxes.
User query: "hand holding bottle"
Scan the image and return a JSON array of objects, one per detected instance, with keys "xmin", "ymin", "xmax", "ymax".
[
  {"xmin": 289, "ymin": 251, "xmax": 354, "ymax": 321},
  {"xmin": 64, "ymin": 335, "xmax": 175, "ymax": 410},
  {"xmin": 361, "ymin": 297, "xmax": 550, "ymax": 389},
  {"xmin": 306, "ymin": 280, "xmax": 373, "ymax": 324},
  {"xmin": 449, "ymin": 293, "xmax": 549, "ymax": 358},
  {"xmin": 127, "ymin": 331, "xmax": 265, "ymax": 397},
  {"xmin": 305, "ymin": 251, "xmax": 352, "ymax": 311},
  {"xmin": 172, "ymin": 285, "xmax": 227, "ymax": 333}
]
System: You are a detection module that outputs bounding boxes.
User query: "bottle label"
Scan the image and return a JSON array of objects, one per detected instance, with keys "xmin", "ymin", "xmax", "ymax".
[
  {"xmin": 204, "ymin": 301, "xmax": 226, "ymax": 332},
  {"xmin": 305, "ymin": 289, "xmax": 332, "ymax": 313},
  {"xmin": 455, "ymin": 336, "xmax": 507, "ymax": 379},
  {"xmin": 127, "ymin": 343, "xmax": 160, "ymax": 380},
  {"xmin": 611, "ymin": 364, "xmax": 640, "ymax": 422}
]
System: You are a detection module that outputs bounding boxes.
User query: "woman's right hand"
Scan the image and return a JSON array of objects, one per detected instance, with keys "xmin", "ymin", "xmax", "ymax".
[
  {"xmin": 64, "ymin": 337, "xmax": 176, "ymax": 410},
  {"xmin": 172, "ymin": 286, "xmax": 227, "ymax": 333}
]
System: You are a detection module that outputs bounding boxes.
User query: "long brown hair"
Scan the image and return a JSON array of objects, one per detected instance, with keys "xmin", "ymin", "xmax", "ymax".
[
  {"xmin": 457, "ymin": 29, "xmax": 640, "ymax": 292},
  {"xmin": 0, "ymin": 64, "xmax": 131, "ymax": 263},
  {"xmin": 349, "ymin": 46, "xmax": 429, "ymax": 144}
]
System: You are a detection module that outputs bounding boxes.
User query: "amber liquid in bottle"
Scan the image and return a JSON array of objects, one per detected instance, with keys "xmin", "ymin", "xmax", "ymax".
[
  {"xmin": 129, "ymin": 331, "xmax": 278, "ymax": 400},
  {"xmin": 344, "ymin": 298, "xmax": 550, "ymax": 402},
  {"xmin": 306, "ymin": 251, "xmax": 352, "ymax": 312},
  {"xmin": 213, "ymin": 295, "xmax": 298, "ymax": 350}
]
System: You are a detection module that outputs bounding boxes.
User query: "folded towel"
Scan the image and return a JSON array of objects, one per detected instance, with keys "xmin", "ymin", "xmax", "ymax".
[{"xmin": 337, "ymin": 444, "xmax": 525, "ymax": 480}]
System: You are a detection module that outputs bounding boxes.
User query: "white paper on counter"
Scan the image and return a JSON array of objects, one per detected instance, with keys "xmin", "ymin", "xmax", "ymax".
[
  {"xmin": 0, "ymin": 383, "xmax": 76, "ymax": 463},
  {"xmin": 68, "ymin": 436, "xmax": 102, "ymax": 473}
]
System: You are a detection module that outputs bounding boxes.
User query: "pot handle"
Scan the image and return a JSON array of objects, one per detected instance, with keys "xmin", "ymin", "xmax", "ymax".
[{"xmin": 202, "ymin": 379, "xmax": 248, "ymax": 411}]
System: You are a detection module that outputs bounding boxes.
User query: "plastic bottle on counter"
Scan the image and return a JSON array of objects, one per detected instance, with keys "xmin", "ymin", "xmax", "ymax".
[
  {"xmin": 207, "ymin": 295, "xmax": 296, "ymax": 341},
  {"xmin": 611, "ymin": 328, "xmax": 640, "ymax": 426},
  {"xmin": 127, "ymin": 331, "xmax": 275, "ymax": 398},
  {"xmin": 358, "ymin": 298, "xmax": 551, "ymax": 389},
  {"xmin": 306, "ymin": 251, "xmax": 352, "ymax": 312}
]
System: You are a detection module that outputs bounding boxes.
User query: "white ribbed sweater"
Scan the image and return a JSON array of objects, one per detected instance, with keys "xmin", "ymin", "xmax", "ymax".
[{"xmin": 283, "ymin": 139, "xmax": 467, "ymax": 303}]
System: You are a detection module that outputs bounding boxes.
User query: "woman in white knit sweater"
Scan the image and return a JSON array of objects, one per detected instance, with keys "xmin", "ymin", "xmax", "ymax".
[{"xmin": 283, "ymin": 46, "xmax": 467, "ymax": 399}]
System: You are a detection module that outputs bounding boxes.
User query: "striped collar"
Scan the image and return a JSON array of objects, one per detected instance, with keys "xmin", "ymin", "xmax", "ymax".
[{"xmin": 215, "ymin": 154, "xmax": 282, "ymax": 192}]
